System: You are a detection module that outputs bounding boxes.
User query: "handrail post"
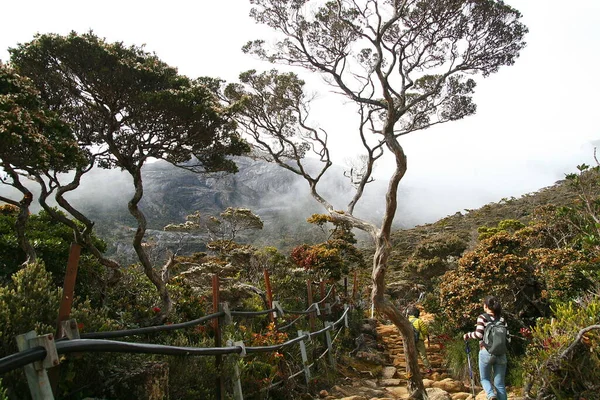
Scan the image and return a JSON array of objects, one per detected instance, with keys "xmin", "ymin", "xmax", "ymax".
[
  {"xmin": 343, "ymin": 276, "xmax": 348, "ymax": 298},
  {"xmin": 16, "ymin": 331, "xmax": 57, "ymax": 400},
  {"xmin": 297, "ymin": 331, "xmax": 311, "ymax": 386},
  {"xmin": 51, "ymin": 242, "xmax": 81, "ymax": 393},
  {"xmin": 263, "ymin": 269, "xmax": 274, "ymax": 323},
  {"xmin": 306, "ymin": 280, "xmax": 315, "ymax": 332},
  {"xmin": 226, "ymin": 339, "xmax": 245, "ymax": 400},
  {"xmin": 344, "ymin": 305, "xmax": 349, "ymax": 328},
  {"xmin": 324, "ymin": 322, "xmax": 336, "ymax": 369},
  {"xmin": 352, "ymin": 271, "xmax": 358, "ymax": 302},
  {"xmin": 212, "ymin": 274, "xmax": 224, "ymax": 400}
]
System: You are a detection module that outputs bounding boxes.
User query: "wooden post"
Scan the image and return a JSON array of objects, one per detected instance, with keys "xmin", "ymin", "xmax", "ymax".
[
  {"xmin": 319, "ymin": 281, "xmax": 325, "ymax": 300},
  {"xmin": 344, "ymin": 276, "xmax": 348, "ymax": 298},
  {"xmin": 306, "ymin": 280, "xmax": 315, "ymax": 332},
  {"xmin": 351, "ymin": 271, "xmax": 358, "ymax": 302},
  {"xmin": 212, "ymin": 274, "xmax": 224, "ymax": 400},
  {"xmin": 56, "ymin": 243, "xmax": 81, "ymax": 337},
  {"xmin": 16, "ymin": 331, "xmax": 55, "ymax": 400},
  {"xmin": 263, "ymin": 269, "xmax": 274, "ymax": 323},
  {"xmin": 49, "ymin": 242, "xmax": 81, "ymax": 393}
]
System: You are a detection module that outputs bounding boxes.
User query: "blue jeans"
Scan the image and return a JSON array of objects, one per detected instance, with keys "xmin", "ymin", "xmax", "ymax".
[{"xmin": 478, "ymin": 348, "xmax": 507, "ymax": 400}]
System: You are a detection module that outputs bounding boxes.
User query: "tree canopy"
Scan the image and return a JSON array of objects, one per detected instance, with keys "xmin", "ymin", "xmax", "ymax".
[{"xmin": 7, "ymin": 31, "xmax": 250, "ymax": 318}]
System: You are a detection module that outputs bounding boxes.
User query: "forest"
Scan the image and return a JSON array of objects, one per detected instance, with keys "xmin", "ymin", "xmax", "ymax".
[{"xmin": 1, "ymin": 0, "xmax": 599, "ymax": 399}]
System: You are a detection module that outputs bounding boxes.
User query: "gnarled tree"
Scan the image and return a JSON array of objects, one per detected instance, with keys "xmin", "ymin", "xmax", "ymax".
[
  {"xmin": 9, "ymin": 32, "xmax": 250, "ymax": 320},
  {"xmin": 230, "ymin": 0, "xmax": 527, "ymax": 395},
  {"xmin": 0, "ymin": 61, "xmax": 85, "ymax": 266}
]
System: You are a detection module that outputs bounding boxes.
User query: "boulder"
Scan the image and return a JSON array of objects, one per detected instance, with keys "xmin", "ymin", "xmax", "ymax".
[
  {"xmin": 426, "ymin": 387, "xmax": 453, "ymax": 400},
  {"xmin": 381, "ymin": 366, "xmax": 397, "ymax": 379}
]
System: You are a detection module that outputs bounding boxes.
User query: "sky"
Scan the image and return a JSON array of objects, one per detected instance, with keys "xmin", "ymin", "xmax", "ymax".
[{"xmin": 1, "ymin": 0, "xmax": 600, "ymax": 226}]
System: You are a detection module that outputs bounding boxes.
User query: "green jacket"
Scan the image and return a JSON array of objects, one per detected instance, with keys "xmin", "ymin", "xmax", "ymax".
[{"xmin": 409, "ymin": 316, "xmax": 429, "ymax": 341}]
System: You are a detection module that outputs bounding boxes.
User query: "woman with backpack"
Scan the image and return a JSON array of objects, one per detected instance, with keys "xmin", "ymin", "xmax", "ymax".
[
  {"xmin": 406, "ymin": 305, "xmax": 432, "ymax": 374},
  {"xmin": 463, "ymin": 295, "xmax": 509, "ymax": 400}
]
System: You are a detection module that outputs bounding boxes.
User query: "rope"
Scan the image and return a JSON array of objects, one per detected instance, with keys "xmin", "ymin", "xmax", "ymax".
[{"xmin": 81, "ymin": 311, "xmax": 225, "ymax": 339}]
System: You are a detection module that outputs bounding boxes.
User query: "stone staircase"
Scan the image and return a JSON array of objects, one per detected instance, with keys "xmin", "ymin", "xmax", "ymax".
[{"xmin": 318, "ymin": 315, "xmax": 523, "ymax": 400}]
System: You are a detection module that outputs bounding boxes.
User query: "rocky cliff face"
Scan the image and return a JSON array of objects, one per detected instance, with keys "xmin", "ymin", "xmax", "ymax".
[{"xmin": 77, "ymin": 156, "xmax": 407, "ymax": 261}]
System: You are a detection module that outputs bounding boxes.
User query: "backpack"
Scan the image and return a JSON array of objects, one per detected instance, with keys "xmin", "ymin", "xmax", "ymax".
[
  {"xmin": 409, "ymin": 317, "xmax": 420, "ymax": 342},
  {"xmin": 482, "ymin": 313, "xmax": 508, "ymax": 356}
]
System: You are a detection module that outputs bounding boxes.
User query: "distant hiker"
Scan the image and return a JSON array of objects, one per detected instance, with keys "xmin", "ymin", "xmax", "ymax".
[
  {"xmin": 406, "ymin": 305, "xmax": 432, "ymax": 374},
  {"xmin": 463, "ymin": 295, "xmax": 509, "ymax": 400}
]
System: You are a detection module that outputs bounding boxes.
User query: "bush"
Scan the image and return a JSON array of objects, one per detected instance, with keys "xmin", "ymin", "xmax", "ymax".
[
  {"xmin": 413, "ymin": 234, "xmax": 467, "ymax": 259},
  {"xmin": 521, "ymin": 293, "xmax": 600, "ymax": 399},
  {"xmin": 0, "ymin": 262, "xmax": 60, "ymax": 358},
  {"xmin": 0, "ymin": 379, "xmax": 7, "ymax": 400}
]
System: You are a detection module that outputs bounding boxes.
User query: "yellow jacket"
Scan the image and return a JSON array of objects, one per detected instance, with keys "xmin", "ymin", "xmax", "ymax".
[{"xmin": 409, "ymin": 316, "xmax": 429, "ymax": 341}]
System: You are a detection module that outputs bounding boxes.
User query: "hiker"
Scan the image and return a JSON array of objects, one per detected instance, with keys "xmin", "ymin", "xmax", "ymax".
[
  {"xmin": 406, "ymin": 305, "xmax": 432, "ymax": 374},
  {"xmin": 463, "ymin": 295, "xmax": 509, "ymax": 400}
]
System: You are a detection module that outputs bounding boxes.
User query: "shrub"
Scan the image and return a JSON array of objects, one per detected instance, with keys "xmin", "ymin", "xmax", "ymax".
[
  {"xmin": 413, "ymin": 233, "xmax": 467, "ymax": 259},
  {"xmin": 521, "ymin": 293, "xmax": 600, "ymax": 399},
  {"xmin": 0, "ymin": 379, "xmax": 7, "ymax": 400},
  {"xmin": 0, "ymin": 262, "xmax": 60, "ymax": 358}
]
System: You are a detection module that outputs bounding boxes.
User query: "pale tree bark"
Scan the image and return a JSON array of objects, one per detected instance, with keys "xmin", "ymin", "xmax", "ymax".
[{"xmin": 0, "ymin": 165, "xmax": 37, "ymax": 266}]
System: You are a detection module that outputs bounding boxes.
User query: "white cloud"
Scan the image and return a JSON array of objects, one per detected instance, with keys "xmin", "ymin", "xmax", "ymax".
[{"xmin": 1, "ymin": 0, "xmax": 599, "ymax": 225}]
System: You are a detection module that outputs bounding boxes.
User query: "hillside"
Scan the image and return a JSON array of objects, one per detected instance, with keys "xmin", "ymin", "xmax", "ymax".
[{"xmin": 376, "ymin": 174, "xmax": 586, "ymax": 301}]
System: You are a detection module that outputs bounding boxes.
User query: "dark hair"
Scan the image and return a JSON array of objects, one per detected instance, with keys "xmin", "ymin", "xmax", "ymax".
[
  {"xmin": 484, "ymin": 295, "xmax": 502, "ymax": 317},
  {"xmin": 406, "ymin": 305, "xmax": 420, "ymax": 318}
]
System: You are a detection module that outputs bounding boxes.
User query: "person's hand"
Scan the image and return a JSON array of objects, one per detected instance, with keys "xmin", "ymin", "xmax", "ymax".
[{"xmin": 463, "ymin": 334, "xmax": 469, "ymax": 341}]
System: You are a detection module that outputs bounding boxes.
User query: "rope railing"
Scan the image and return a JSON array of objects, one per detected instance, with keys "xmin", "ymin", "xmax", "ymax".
[
  {"xmin": 258, "ymin": 306, "xmax": 350, "ymax": 394},
  {"xmin": 0, "ymin": 272, "xmax": 357, "ymax": 400},
  {"xmin": 80, "ymin": 311, "xmax": 225, "ymax": 339}
]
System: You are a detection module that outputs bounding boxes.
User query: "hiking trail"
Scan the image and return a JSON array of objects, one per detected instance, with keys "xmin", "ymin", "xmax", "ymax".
[{"xmin": 318, "ymin": 311, "xmax": 523, "ymax": 400}]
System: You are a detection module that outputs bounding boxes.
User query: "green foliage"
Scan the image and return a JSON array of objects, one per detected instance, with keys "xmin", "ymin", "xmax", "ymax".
[
  {"xmin": 10, "ymin": 31, "xmax": 249, "ymax": 174},
  {"xmin": 0, "ymin": 262, "xmax": 60, "ymax": 395},
  {"xmin": 162, "ymin": 333, "xmax": 221, "ymax": 400},
  {"xmin": 103, "ymin": 265, "xmax": 161, "ymax": 326},
  {"xmin": 0, "ymin": 379, "xmax": 7, "ymax": 400},
  {"xmin": 413, "ymin": 234, "xmax": 467, "ymax": 259},
  {"xmin": 529, "ymin": 247, "xmax": 594, "ymax": 302},
  {"xmin": 522, "ymin": 293, "xmax": 600, "ymax": 399},
  {"xmin": 290, "ymin": 216, "xmax": 366, "ymax": 281},
  {"xmin": 438, "ymin": 231, "xmax": 535, "ymax": 330},
  {"xmin": 478, "ymin": 219, "xmax": 526, "ymax": 240},
  {"xmin": 442, "ymin": 337, "xmax": 478, "ymax": 383},
  {"xmin": 0, "ymin": 262, "xmax": 60, "ymax": 357},
  {"xmin": 0, "ymin": 61, "xmax": 84, "ymax": 175},
  {"xmin": 0, "ymin": 208, "xmax": 107, "ymax": 302}
]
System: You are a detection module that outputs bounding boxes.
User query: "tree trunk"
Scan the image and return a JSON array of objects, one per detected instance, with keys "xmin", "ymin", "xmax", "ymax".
[
  {"xmin": 372, "ymin": 233, "xmax": 427, "ymax": 398},
  {"xmin": 128, "ymin": 167, "xmax": 173, "ymax": 322},
  {"xmin": 2, "ymin": 166, "xmax": 37, "ymax": 265},
  {"xmin": 370, "ymin": 132, "xmax": 427, "ymax": 398},
  {"xmin": 16, "ymin": 193, "xmax": 36, "ymax": 266}
]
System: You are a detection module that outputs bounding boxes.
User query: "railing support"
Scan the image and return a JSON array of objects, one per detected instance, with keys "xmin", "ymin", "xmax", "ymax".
[
  {"xmin": 297, "ymin": 331, "xmax": 311, "ymax": 386},
  {"xmin": 226, "ymin": 339, "xmax": 245, "ymax": 400},
  {"xmin": 324, "ymin": 322, "xmax": 336, "ymax": 369},
  {"xmin": 306, "ymin": 280, "xmax": 315, "ymax": 332},
  {"xmin": 16, "ymin": 331, "xmax": 58, "ymax": 400},
  {"xmin": 213, "ymin": 274, "xmax": 224, "ymax": 400},
  {"xmin": 263, "ymin": 269, "xmax": 274, "ymax": 323}
]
